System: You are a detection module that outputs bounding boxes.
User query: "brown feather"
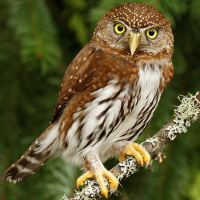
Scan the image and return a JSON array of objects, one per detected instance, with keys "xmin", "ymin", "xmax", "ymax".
[{"xmin": 4, "ymin": 3, "xmax": 175, "ymax": 186}]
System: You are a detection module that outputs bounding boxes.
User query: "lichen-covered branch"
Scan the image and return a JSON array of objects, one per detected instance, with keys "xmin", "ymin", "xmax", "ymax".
[{"xmin": 62, "ymin": 92, "xmax": 200, "ymax": 200}]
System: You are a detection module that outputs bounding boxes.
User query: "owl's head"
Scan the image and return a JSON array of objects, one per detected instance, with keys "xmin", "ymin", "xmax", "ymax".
[{"xmin": 92, "ymin": 3, "xmax": 174, "ymax": 56}]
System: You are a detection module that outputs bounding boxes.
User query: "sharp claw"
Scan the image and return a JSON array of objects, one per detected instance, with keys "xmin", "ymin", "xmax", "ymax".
[
  {"xmin": 76, "ymin": 171, "xmax": 93, "ymax": 188},
  {"xmin": 103, "ymin": 170, "xmax": 119, "ymax": 192},
  {"xmin": 132, "ymin": 143, "xmax": 151, "ymax": 166},
  {"xmin": 95, "ymin": 170, "xmax": 108, "ymax": 197},
  {"xmin": 101, "ymin": 187, "xmax": 109, "ymax": 198},
  {"xmin": 76, "ymin": 169, "xmax": 119, "ymax": 198},
  {"xmin": 119, "ymin": 143, "xmax": 151, "ymax": 167}
]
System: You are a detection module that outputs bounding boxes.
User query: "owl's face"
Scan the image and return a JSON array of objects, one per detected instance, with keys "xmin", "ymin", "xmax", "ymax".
[{"xmin": 92, "ymin": 3, "xmax": 174, "ymax": 56}]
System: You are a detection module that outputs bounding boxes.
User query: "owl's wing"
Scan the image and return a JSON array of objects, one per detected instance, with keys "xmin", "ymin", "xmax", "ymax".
[
  {"xmin": 51, "ymin": 44, "xmax": 97, "ymax": 123},
  {"xmin": 51, "ymin": 44, "xmax": 138, "ymax": 124}
]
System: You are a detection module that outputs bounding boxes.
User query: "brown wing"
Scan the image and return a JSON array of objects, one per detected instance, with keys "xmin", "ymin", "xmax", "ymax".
[
  {"xmin": 51, "ymin": 43, "xmax": 139, "ymax": 123},
  {"xmin": 51, "ymin": 44, "xmax": 97, "ymax": 123}
]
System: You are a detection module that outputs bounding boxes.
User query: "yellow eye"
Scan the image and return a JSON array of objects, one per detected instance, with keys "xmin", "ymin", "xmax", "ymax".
[
  {"xmin": 114, "ymin": 23, "xmax": 126, "ymax": 34},
  {"xmin": 146, "ymin": 28, "xmax": 158, "ymax": 39}
]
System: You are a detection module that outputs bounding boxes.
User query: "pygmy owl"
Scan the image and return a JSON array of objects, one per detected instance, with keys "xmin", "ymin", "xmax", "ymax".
[{"xmin": 4, "ymin": 3, "xmax": 174, "ymax": 198}]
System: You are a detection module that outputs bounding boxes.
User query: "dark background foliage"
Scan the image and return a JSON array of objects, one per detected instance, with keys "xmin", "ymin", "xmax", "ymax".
[{"xmin": 0, "ymin": 0, "xmax": 199, "ymax": 199}]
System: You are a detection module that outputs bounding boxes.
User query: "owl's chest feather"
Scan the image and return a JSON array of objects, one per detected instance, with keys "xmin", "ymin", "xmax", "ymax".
[
  {"xmin": 64, "ymin": 64, "xmax": 162, "ymax": 162},
  {"xmin": 109, "ymin": 64, "xmax": 162, "ymax": 142}
]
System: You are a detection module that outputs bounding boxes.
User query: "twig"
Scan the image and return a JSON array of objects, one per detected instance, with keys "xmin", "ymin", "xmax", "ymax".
[{"xmin": 62, "ymin": 92, "xmax": 200, "ymax": 200}]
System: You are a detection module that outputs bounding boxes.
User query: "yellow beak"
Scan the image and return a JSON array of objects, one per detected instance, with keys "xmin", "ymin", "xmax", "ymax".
[{"xmin": 128, "ymin": 32, "xmax": 141, "ymax": 55}]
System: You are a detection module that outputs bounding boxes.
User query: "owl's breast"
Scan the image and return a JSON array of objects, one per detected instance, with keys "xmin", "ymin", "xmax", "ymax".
[
  {"xmin": 62, "ymin": 61, "xmax": 163, "ymax": 164},
  {"xmin": 110, "ymin": 63, "xmax": 162, "ymax": 142}
]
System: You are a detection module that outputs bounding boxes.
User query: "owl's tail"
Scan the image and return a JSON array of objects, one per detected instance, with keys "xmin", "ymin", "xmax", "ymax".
[{"xmin": 4, "ymin": 122, "xmax": 60, "ymax": 183}]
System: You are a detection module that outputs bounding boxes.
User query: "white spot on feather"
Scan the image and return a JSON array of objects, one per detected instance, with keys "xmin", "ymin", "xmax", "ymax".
[
  {"xmin": 92, "ymin": 80, "xmax": 120, "ymax": 101},
  {"xmin": 26, "ymin": 156, "xmax": 40, "ymax": 164},
  {"xmin": 16, "ymin": 165, "xmax": 34, "ymax": 174}
]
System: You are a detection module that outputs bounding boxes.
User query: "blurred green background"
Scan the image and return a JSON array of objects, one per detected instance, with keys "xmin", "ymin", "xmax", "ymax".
[{"xmin": 0, "ymin": 0, "xmax": 199, "ymax": 199}]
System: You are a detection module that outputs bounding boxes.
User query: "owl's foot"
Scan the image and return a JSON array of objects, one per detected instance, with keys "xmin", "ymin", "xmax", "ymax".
[
  {"xmin": 76, "ymin": 168, "xmax": 119, "ymax": 198},
  {"xmin": 119, "ymin": 143, "xmax": 151, "ymax": 166}
]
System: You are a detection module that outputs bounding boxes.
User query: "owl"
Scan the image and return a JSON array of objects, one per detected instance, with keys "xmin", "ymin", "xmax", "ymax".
[{"xmin": 4, "ymin": 3, "xmax": 174, "ymax": 198}]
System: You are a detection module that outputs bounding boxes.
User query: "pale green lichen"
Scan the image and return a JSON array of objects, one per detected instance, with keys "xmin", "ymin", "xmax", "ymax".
[
  {"xmin": 166, "ymin": 93, "xmax": 200, "ymax": 140},
  {"xmin": 175, "ymin": 93, "xmax": 200, "ymax": 122}
]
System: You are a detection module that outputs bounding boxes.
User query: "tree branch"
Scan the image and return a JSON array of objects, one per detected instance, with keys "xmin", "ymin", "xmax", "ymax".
[{"xmin": 62, "ymin": 91, "xmax": 200, "ymax": 200}]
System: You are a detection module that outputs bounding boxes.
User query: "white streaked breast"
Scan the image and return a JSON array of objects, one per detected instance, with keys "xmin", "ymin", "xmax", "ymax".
[{"xmin": 108, "ymin": 64, "xmax": 161, "ymax": 142}]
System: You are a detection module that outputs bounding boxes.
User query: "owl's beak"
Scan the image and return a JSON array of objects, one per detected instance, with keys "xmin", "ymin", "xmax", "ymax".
[{"xmin": 128, "ymin": 32, "xmax": 141, "ymax": 55}]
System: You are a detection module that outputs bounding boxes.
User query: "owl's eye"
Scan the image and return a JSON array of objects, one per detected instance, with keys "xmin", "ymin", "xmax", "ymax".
[
  {"xmin": 114, "ymin": 23, "xmax": 126, "ymax": 34},
  {"xmin": 146, "ymin": 28, "xmax": 158, "ymax": 39}
]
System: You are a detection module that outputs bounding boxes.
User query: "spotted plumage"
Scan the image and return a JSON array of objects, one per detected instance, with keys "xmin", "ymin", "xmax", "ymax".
[{"xmin": 4, "ymin": 3, "xmax": 174, "ymax": 197}]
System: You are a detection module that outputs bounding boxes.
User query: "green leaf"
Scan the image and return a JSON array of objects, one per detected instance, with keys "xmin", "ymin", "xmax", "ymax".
[{"xmin": 8, "ymin": 0, "xmax": 62, "ymax": 74}]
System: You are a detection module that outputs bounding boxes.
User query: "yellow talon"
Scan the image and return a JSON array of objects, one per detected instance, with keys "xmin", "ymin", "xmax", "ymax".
[
  {"xmin": 76, "ymin": 169, "xmax": 119, "ymax": 198},
  {"xmin": 132, "ymin": 143, "xmax": 151, "ymax": 165},
  {"xmin": 76, "ymin": 171, "xmax": 93, "ymax": 188},
  {"xmin": 103, "ymin": 170, "xmax": 119, "ymax": 191},
  {"xmin": 119, "ymin": 143, "xmax": 151, "ymax": 166}
]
